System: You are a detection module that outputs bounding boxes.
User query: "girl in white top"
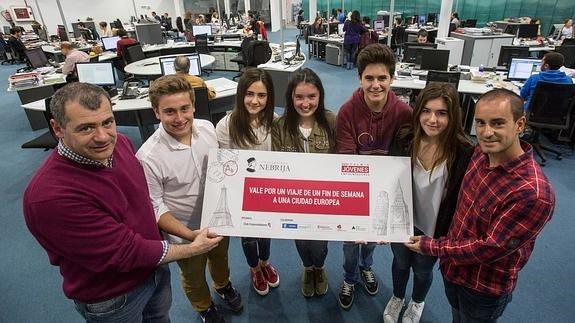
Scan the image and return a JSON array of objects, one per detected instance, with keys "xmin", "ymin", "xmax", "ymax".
[
  {"xmin": 98, "ymin": 21, "xmax": 113, "ymax": 37},
  {"xmin": 558, "ymin": 18, "xmax": 573, "ymax": 40},
  {"xmin": 383, "ymin": 83, "xmax": 473, "ymax": 323},
  {"xmin": 215, "ymin": 68, "xmax": 280, "ymax": 296}
]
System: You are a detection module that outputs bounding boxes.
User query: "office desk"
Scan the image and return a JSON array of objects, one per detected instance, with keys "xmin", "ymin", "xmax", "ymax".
[
  {"xmin": 308, "ymin": 34, "xmax": 388, "ymax": 67},
  {"xmin": 124, "ymin": 54, "xmax": 216, "ymax": 76},
  {"xmin": 21, "ymin": 77, "xmax": 238, "ymax": 142},
  {"xmin": 258, "ymin": 51, "xmax": 307, "ymax": 107}
]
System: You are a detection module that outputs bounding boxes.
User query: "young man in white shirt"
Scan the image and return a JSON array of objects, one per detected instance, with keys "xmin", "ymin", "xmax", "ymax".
[{"xmin": 137, "ymin": 75, "xmax": 243, "ymax": 323}]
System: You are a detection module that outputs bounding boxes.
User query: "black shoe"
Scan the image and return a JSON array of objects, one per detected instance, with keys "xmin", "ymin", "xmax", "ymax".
[
  {"xmin": 200, "ymin": 303, "xmax": 225, "ymax": 323},
  {"xmin": 360, "ymin": 268, "xmax": 379, "ymax": 296},
  {"xmin": 338, "ymin": 281, "xmax": 355, "ymax": 310},
  {"xmin": 215, "ymin": 282, "xmax": 243, "ymax": 312}
]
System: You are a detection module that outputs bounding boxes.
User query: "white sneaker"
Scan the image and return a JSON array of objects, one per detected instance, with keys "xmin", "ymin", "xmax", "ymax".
[
  {"xmin": 402, "ymin": 299, "xmax": 425, "ymax": 323},
  {"xmin": 383, "ymin": 296, "xmax": 404, "ymax": 323}
]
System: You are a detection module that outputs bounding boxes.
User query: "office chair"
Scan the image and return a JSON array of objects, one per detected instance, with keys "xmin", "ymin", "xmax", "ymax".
[
  {"xmin": 123, "ymin": 42, "xmax": 145, "ymax": 64},
  {"xmin": 391, "ymin": 25, "xmax": 408, "ymax": 59},
  {"xmin": 525, "ymin": 81, "xmax": 575, "ymax": 165},
  {"xmin": 425, "ymin": 70, "xmax": 461, "ymax": 89},
  {"xmin": 0, "ymin": 37, "xmax": 16, "ymax": 65},
  {"xmin": 245, "ymin": 40, "xmax": 272, "ymax": 67},
  {"xmin": 193, "ymin": 87, "xmax": 212, "ymax": 123},
  {"xmin": 554, "ymin": 46, "xmax": 575, "ymax": 68},
  {"xmin": 231, "ymin": 36, "xmax": 255, "ymax": 81},
  {"xmin": 21, "ymin": 97, "xmax": 59, "ymax": 150},
  {"xmin": 194, "ymin": 33, "xmax": 211, "ymax": 75}
]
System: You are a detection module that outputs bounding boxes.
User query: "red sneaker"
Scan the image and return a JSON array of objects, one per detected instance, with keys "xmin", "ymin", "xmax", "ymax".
[
  {"xmin": 261, "ymin": 263, "xmax": 280, "ymax": 288},
  {"xmin": 251, "ymin": 269, "xmax": 269, "ymax": 296}
]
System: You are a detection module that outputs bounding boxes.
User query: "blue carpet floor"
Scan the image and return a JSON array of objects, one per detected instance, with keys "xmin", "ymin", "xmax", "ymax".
[{"xmin": 1, "ymin": 28, "xmax": 574, "ymax": 322}]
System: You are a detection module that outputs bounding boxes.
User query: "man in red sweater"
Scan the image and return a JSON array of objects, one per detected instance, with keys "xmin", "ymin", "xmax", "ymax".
[{"xmin": 23, "ymin": 82, "xmax": 222, "ymax": 322}]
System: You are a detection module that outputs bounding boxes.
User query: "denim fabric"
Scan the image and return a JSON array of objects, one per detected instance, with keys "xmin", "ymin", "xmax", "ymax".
[
  {"xmin": 391, "ymin": 242, "xmax": 437, "ymax": 302},
  {"xmin": 74, "ymin": 264, "xmax": 172, "ymax": 323},
  {"xmin": 342, "ymin": 241, "xmax": 376, "ymax": 284},
  {"xmin": 241, "ymin": 237, "xmax": 271, "ymax": 268},
  {"xmin": 295, "ymin": 240, "xmax": 328, "ymax": 267},
  {"xmin": 443, "ymin": 278, "xmax": 512, "ymax": 323},
  {"xmin": 344, "ymin": 43, "xmax": 358, "ymax": 64}
]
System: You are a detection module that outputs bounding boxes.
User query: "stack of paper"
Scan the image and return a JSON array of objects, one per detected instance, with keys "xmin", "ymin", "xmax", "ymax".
[{"xmin": 9, "ymin": 72, "xmax": 40, "ymax": 89}]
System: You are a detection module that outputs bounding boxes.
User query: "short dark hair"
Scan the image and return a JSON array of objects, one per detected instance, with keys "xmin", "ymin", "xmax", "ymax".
[
  {"xmin": 357, "ymin": 43, "xmax": 396, "ymax": 77},
  {"xmin": 149, "ymin": 75, "xmax": 195, "ymax": 109},
  {"xmin": 51, "ymin": 83, "xmax": 111, "ymax": 127},
  {"xmin": 543, "ymin": 52, "xmax": 564, "ymax": 70},
  {"xmin": 116, "ymin": 29, "xmax": 127, "ymax": 37},
  {"xmin": 477, "ymin": 88, "xmax": 524, "ymax": 121},
  {"xmin": 417, "ymin": 29, "xmax": 428, "ymax": 38}
]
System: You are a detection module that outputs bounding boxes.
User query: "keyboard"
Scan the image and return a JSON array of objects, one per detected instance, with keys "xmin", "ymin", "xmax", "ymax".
[{"xmin": 523, "ymin": 40, "xmax": 541, "ymax": 46}]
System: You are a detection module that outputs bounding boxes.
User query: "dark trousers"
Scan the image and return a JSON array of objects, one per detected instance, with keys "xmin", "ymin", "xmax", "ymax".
[
  {"xmin": 241, "ymin": 237, "xmax": 271, "ymax": 268},
  {"xmin": 443, "ymin": 278, "xmax": 512, "ymax": 323},
  {"xmin": 295, "ymin": 240, "xmax": 328, "ymax": 268}
]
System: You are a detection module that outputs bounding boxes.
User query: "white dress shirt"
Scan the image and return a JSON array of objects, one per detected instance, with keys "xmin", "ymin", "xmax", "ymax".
[{"xmin": 136, "ymin": 120, "xmax": 218, "ymax": 242}]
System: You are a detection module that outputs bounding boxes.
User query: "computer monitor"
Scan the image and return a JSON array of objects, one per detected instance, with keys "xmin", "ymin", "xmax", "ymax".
[
  {"xmin": 517, "ymin": 24, "xmax": 538, "ymax": 39},
  {"xmin": 159, "ymin": 54, "xmax": 202, "ymax": 76},
  {"xmin": 192, "ymin": 25, "xmax": 212, "ymax": 36},
  {"xmin": 427, "ymin": 13, "xmax": 437, "ymax": 25},
  {"xmin": 57, "ymin": 25, "xmax": 68, "ymax": 41},
  {"xmin": 497, "ymin": 45, "xmax": 530, "ymax": 68},
  {"xmin": 549, "ymin": 24, "xmax": 564, "ymax": 37},
  {"xmin": 420, "ymin": 48, "xmax": 450, "ymax": 71},
  {"xmin": 403, "ymin": 42, "xmax": 437, "ymax": 64},
  {"xmin": 507, "ymin": 58, "xmax": 542, "ymax": 81},
  {"xmin": 76, "ymin": 61, "xmax": 116, "ymax": 86},
  {"xmin": 504, "ymin": 24, "xmax": 519, "ymax": 36},
  {"xmin": 337, "ymin": 23, "xmax": 344, "ymax": 35},
  {"xmin": 328, "ymin": 22, "xmax": 338, "ymax": 35},
  {"xmin": 25, "ymin": 47, "xmax": 48, "ymax": 68},
  {"xmin": 3, "ymin": 26, "xmax": 11, "ymax": 34},
  {"xmin": 464, "ymin": 19, "xmax": 477, "ymax": 28},
  {"xmin": 101, "ymin": 36, "xmax": 121, "ymax": 51},
  {"xmin": 374, "ymin": 20, "xmax": 385, "ymax": 32},
  {"xmin": 418, "ymin": 15, "xmax": 426, "ymax": 26},
  {"xmin": 561, "ymin": 38, "xmax": 575, "ymax": 46}
]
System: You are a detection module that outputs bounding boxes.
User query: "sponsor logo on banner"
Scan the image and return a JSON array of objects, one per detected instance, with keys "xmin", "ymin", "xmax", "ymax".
[{"xmin": 341, "ymin": 163, "xmax": 370, "ymax": 176}]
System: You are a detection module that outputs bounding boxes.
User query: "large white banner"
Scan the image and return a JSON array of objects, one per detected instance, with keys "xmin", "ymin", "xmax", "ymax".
[{"xmin": 201, "ymin": 149, "xmax": 413, "ymax": 242}]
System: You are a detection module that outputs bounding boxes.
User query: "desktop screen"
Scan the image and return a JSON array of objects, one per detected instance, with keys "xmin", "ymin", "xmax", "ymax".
[
  {"xmin": 418, "ymin": 15, "xmax": 426, "ymax": 26},
  {"xmin": 403, "ymin": 42, "xmax": 438, "ymax": 64},
  {"xmin": 420, "ymin": 49, "xmax": 450, "ymax": 71},
  {"xmin": 507, "ymin": 58, "xmax": 542, "ymax": 81},
  {"xmin": 25, "ymin": 47, "xmax": 48, "ymax": 68},
  {"xmin": 427, "ymin": 13, "xmax": 437, "ymax": 25},
  {"xmin": 374, "ymin": 20, "xmax": 385, "ymax": 32},
  {"xmin": 57, "ymin": 25, "xmax": 69, "ymax": 41},
  {"xmin": 192, "ymin": 25, "xmax": 212, "ymax": 36},
  {"xmin": 328, "ymin": 22, "xmax": 338, "ymax": 35},
  {"xmin": 101, "ymin": 36, "xmax": 120, "ymax": 51},
  {"xmin": 518, "ymin": 24, "xmax": 538, "ymax": 39},
  {"xmin": 76, "ymin": 62, "xmax": 116, "ymax": 86},
  {"xmin": 159, "ymin": 54, "xmax": 202, "ymax": 76}
]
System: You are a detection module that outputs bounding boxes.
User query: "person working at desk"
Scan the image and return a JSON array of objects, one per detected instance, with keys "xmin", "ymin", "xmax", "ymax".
[
  {"xmin": 417, "ymin": 29, "xmax": 429, "ymax": 43},
  {"xmin": 60, "ymin": 42, "xmax": 90, "ymax": 81},
  {"xmin": 23, "ymin": 82, "xmax": 224, "ymax": 322},
  {"xmin": 520, "ymin": 52, "xmax": 573, "ymax": 111},
  {"xmin": 451, "ymin": 12, "xmax": 460, "ymax": 28},
  {"xmin": 115, "ymin": 29, "xmax": 137, "ymax": 60},
  {"xmin": 557, "ymin": 18, "xmax": 573, "ymax": 40},
  {"xmin": 137, "ymin": 75, "xmax": 243, "ymax": 323},
  {"xmin": 98, "ymin": 21, "xmax": 113, "ymax": 37},
  {"xmin": 173, "ymin": 55, "xmax": 216, "ymax": 100},
  {"xmin": 405, "ymin": 88, "xmax": 555, "ymax": 323},
  {"xmin": 7, "ymin": 27, "xmax": 26, "ymax": 62},
  {"xmin": 310, "ymin": 16, "xmax": 324, "ymax": 35}
]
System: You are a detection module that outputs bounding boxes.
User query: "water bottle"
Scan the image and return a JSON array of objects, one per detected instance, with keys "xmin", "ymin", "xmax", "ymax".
[{"xmin": 479, "ymin": 64, "xmax": 485, "ymax": 72}]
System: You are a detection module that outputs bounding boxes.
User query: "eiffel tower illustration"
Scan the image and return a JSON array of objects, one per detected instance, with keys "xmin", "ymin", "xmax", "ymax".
[
  {"xmin": 389, "ymin": 180, "xmax": 410, "ymax": 235},
  {"xmin": 209, "ymin": 186, "xmax": 234, "ymax": 228}
]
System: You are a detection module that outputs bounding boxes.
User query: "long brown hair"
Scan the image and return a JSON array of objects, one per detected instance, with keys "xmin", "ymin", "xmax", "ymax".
[
  {"xmin": 229, "ymin": 68, "xmax": 275, "ymax": 148},
  {"xmin": 410, "ymin": 83, "xmax": 470, "ymax": 178}
]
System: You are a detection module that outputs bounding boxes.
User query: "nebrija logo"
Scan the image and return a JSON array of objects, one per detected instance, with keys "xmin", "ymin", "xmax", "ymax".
[
  {"xmin": 341, "ymin": 163, "xmax": 370, "ymax": 175},
  {"xmin": 246, "ymin": 157, "xmax": 256, "ymax": 172}
]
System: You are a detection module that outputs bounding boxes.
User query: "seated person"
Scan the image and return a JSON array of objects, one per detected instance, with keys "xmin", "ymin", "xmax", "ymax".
[
  {"xmin": 417, "ymin": 29, "xmax": 428, "ymax": 43},
  {"xmin": 557, "ymin": 18, "xmax": 573, "ymax": 40},
  {"xmin": 173, "ymin": 55, "xmax": 216, "ymax": 100},
  {"xmin": 7, "ymin": 27, "xmax": 26, "ymax": 61},
  {"xmin": 115, "ymin": 29, "xmax": 138, "ymax": 61},
  {"xmin": 310, "ymin": 16, "xmax": 324, "ymax": 35},
  {"xmin": 451, "ymin": 12, "xmax": 460, "ymax": 28},
  {"xmin": 78, "ymin": 22, "xmax": 98, "ymax": 40},
  {"xmin": 242, "ymin": 24, "xmax": 254, "ymax": 38},
  {"xmin": 99, "ymin": 21, "xmax": 113, "ymax": 37},
  {"xmin": 520, "ymin": 52, "xmax": 573, "ymax": 110},
  {"xmin": 60, "ymin": 41, "xmax": 90, "ymax": 78}
]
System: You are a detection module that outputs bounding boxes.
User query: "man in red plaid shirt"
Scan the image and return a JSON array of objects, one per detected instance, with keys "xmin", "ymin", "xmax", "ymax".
[{"xmin": 406, "ymin": 88, "xmax": 555, "ymax": 322}]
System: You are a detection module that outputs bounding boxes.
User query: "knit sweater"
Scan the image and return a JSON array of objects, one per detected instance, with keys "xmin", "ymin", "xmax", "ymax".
[{"xmin": 23, "ymin": 135, "xmax": 164, "ymax": 302}]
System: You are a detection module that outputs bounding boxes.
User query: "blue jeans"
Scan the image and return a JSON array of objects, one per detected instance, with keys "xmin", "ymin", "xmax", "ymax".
[
  {"xmin": 241, "ymin": 237, "xmax": 271, "ymax": 268},
  {"xmin": 443, "ymin": 278, "xmax": 512, "ymax": 323},
  {"xmin": 391, "ymin": 242, "xmax": 437, "ymax": 302},
  {"xmin": 344, "ymin": 43, "xmax": 358, "ymax": 65},
  {"xmin": 295, "ymin": 240, "xmax": 328, "ymax": 268},
  {"xmin": 74, "ymin": 264, "xmax": 172, "ymax": 323},
  {"xmin": 343, "ymin": 241, "xmax": 376, "ymax": 284}
]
